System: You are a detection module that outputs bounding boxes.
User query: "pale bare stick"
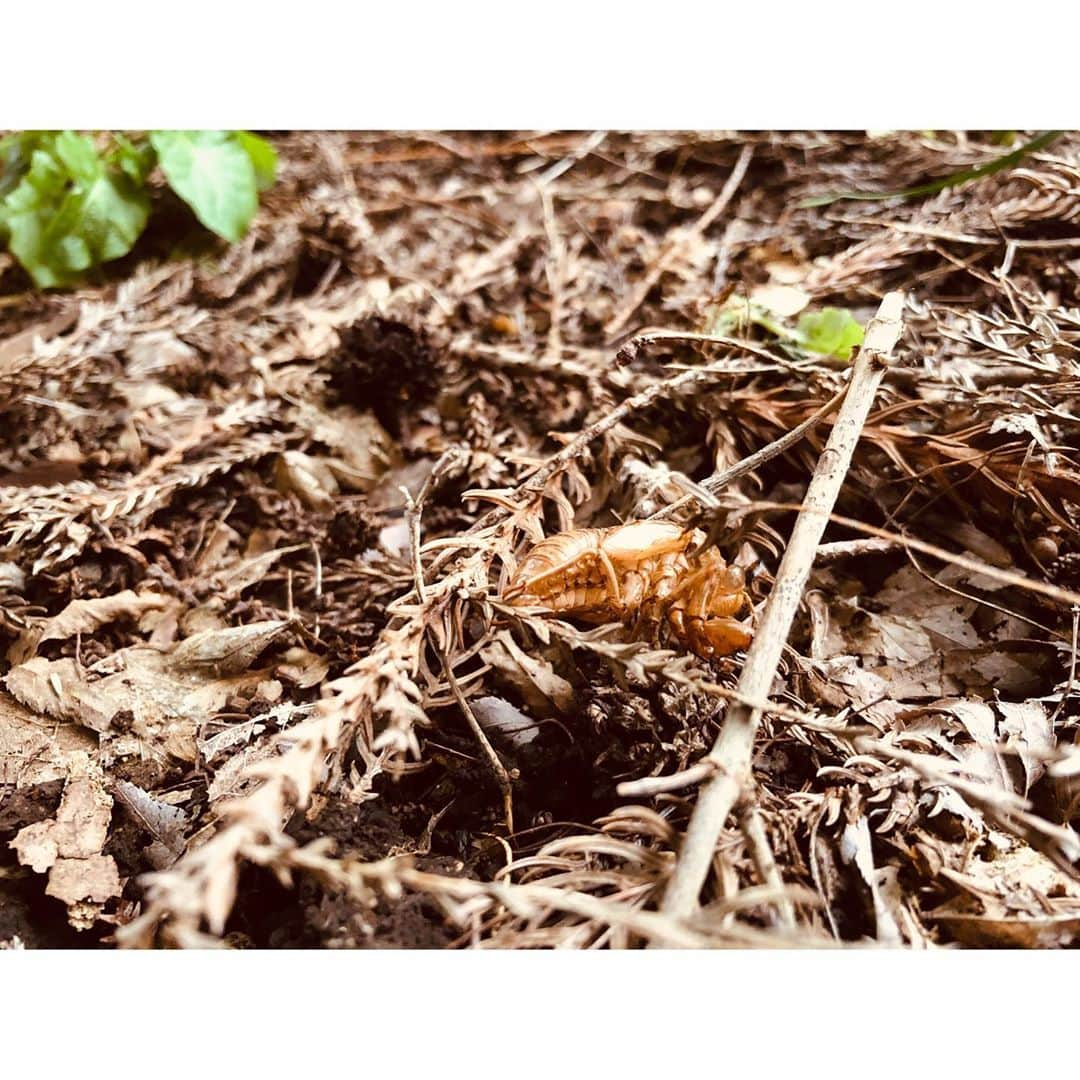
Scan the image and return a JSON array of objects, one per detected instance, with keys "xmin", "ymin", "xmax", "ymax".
[
  {"xmin": 814, "ymin": 536, "xmax": 900, "ymax": 562},
  {"xmin": 660, "ymin": 291, "xmax": 906, "ymax": 924},
  {"xmin": 605, "ymin": 144, "xmax": 754, "ymax": 337},
  {"xmin": 738, "ymin": 799, "xmax": 797, "ymax": 930},
  {"xmin": 617, "ymin": 760, "xmax": 718, "ymax": 798},
  {"xmin": 402, "ymin": 446, "xmax": 469, "ymax": 603},
  {"xmin": 536, "ymin": 181, "xmax": 565, "ymax": 359}
]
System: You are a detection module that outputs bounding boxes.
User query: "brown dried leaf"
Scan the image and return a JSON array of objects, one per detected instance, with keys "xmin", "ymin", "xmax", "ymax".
[
  {"xmin": 8, "ymin": 589, "xmax": 168, "ymax": 665},
  {"xmin": 45, "ymin": 854, "xmax": 122, "ymax": 906},
  {"xmin": 4, "ymin": 657, "xmax": 116, "ymax": 732},
  {"xmin": 0, "ymin": 691, "xmax": 97, "ymax": 788},
  {"xmin": 932, "ymin": 911, "xmax": 1080, "ymax": 948},
  {"xmin": 997, "ymin": 701, "xmax": 1054, "ymax": 794},
  {"xmin": 208, "ymin": 545, "xmax": 305, "ymax": 600},
  {"xmin": 293, "ymin": 402, "xmax": 398, "ymax": 491},
  {"xmin": 167, "ymin": 620, "xmax": 290, "ymax": 675},
  {"xmin": 480, "ymin": 631, "xmax": 575, "ymax": 714},
  {"xmin": 113, "ymin": 780, "xmax": 189, "ymax": 852},
  {"xmin": 9, "ymin": 754, "xmax": 121, "ymax": 923},
  {"xmin": 273, "ymin": 450, "xmax": 339, "ymax": 510},
  {"xmin": 275, "ymin": 646, "xmax": 330, "ymax": 689}
]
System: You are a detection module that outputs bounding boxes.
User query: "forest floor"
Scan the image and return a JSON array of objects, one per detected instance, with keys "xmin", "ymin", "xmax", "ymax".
[{"xmin": 3, "ymin": 131, "xmax": 1080, "ymax": 949}]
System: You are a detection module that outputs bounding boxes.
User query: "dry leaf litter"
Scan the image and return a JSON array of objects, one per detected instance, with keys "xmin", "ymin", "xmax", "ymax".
[{"xmin": 2, "ymin": 131, "xmax": 1080, "ymax": 948}]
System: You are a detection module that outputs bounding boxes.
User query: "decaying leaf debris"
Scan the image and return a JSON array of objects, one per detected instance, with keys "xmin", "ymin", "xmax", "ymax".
[{"xmin": 3, "ymin": 131, "xmax": 1080, "ymax": 949}]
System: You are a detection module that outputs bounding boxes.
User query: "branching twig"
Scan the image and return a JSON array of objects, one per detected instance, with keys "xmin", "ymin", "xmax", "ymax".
[{"xmin": 660, "ymin": 291, "xmax": 906, "ymax": 923}]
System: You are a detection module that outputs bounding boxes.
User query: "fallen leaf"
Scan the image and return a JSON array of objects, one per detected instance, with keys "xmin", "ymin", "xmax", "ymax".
[
  {"xmin": 9, "ymin": 753, "xmax": 121, "ymax": 926},
  {"xmin": 472, "ymin": 696, "xmax": 540, "ymax": 747},
  {"xmin": 5, "ymin": 657, "xmax": 115, "ymax": 732},
  {"xmin": 45, "ymin": 854, "xmax": 122, "ymax": 905},
  {"xmin": 481, "ymin": 631, "xmax": 575, "ymax": 715},
  {"xmin": 208, "ymin": 545, "xmax": 305, "ymax": 600},
  {"xmin": 275, "ymin": 646, "xmax": 330, "ymax": 689},
  {"xmin": 294, "ymin": 402, "xmax": 398, "ymax": 491},
  {"xmin": 167, "ymin": 620, "xmax": 290, "ymax": 675},
  {"xmin": 274, "ymin": 451, "xmax": 339, "ymax": 510},
  {"xmin": 932, "ymin": 911, "xmax": 1080, "ymax": 948},
  {"xmin": 113, "ymin": 780, "xmax": 189, "ymax": 851},
  {"xmin": 0, "ymin": 691, "xmax": 97, "ymax": 788},
  {"xmin": 997, "ymin": 701, "xmax": 1054, "ymax": 794},
  {"xmin": 8, "ymin": 589, "xmax": 168, "ymax": 665},
  {"xmin": 750, "ymin": 283, "xmax": 811, "ymax": 318}
]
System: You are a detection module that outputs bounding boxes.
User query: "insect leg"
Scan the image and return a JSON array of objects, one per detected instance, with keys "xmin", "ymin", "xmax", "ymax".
[
  {"xmin": 595, "ymin": 547, "xmax": 623, "ymax": 606},
  {"xmin": 637, "ymin": 551, "xmax": 684, "ymax": 639},
  {"xmin": 695, "ymin": 616, "xmax": 753, "ymax": 656},
  {"xmin": 620, "ymin": 568, "xmax": 646, "ymax": 623}
]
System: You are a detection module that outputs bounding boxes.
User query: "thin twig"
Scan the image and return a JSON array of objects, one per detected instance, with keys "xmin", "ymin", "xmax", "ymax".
[
  {"xmin": 441, "ymin": 639, "xmax": 516, "ymax": 834},
  {"xmin": 537, "ymin": 181, "xmax": 565, "ymax": 359},
  {"xmin": 815, "ymin": 536, "xmax": 900, "ymax": 562},
  {"xmin": 648, "ymin": 381, "xmax": 850, "ymax": 521},
  {"xmin": 617, "ymin": 760, "xmax": 718, "ymax": 798},
  {"xmin": 737, "ymin": 799, "xmax": 796, "ymax": 930},
  {"xmin": 605, "ymin": 144, "xmax": 754, "ymax": 337},
  {"xmin": 751, "ymin": 502, "xmax": 1080, "ymax": 614},
  {"xmin": 403, "ymin": 447, "xmax": 469, "ymax": 604},
  {"xmin": 659, "ymin": 291, "xmax": 906, "ymax": 924},
  {"xmin": 402, "ymin": 447, "xmax": 514, "ymax": 830},
  {"xmin": 1054, "ymin": 604, "xmax": 1079, "ymax": 732}
]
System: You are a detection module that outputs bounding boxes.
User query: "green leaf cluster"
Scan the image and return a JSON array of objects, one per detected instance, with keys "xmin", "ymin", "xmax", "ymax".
[
  {"xmin": 795, "ymin": 307, "xmax": 864, "ymax": 361},
  {"xmin": 704, "ymin": 297, "xmax": 865, "ymax": 362},
  {"xmin": 0, "ymin": 130, "xmax": 277, "ymax": 287}
]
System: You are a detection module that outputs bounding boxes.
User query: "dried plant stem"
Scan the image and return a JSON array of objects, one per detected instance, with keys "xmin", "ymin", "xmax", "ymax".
[
  {"xmin": 537, "ymin": 182, "xmax": 565, "ymax": 358},
  {"xmin": 402, "ymin": 448, "xmax": 513, "ymax": 828},
  {"xmin": 442, "ymin": 647, "xmax": 515, "ymax": 833},
  {"xmin": 606, "ymin": 144, "xmax": 753, "ymax": 337},
  {"xmin": 814, "ymin": 536, "xmax": 900, "ymax": 562},
  {"xmin": 649, "ymin": 381, "xmax": 850, "ymax": 521},
  {"xmin": 737, "ymin": 799, "xmax": 796, "ymax": 930},
  {"xmin": 617, "ymin": 760, "xmax": 718, "ymax": 798},
  {"xmin": 660, "ymin": 291, "xmax": 905, "ymax": 924},
  {"xmin": 754, "ymin": 503, "xmax": 1080, "ymax": 612},
  {"xmin": 402, "ymin": 446, "xmax": 467, "ymax": 604}
]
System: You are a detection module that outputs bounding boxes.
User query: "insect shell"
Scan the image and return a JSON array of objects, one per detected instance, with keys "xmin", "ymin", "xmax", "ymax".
[{"xmin": 503, "ymin": 521, "xmax": 753, "ymax": 659}]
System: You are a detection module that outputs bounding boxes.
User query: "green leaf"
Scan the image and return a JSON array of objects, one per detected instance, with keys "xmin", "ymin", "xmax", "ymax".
[
  {"xmin": 1, "ymin": 138, "xmax": 149, "ymax": 287},
  {"xmin": 109, "ymin": 133, "xmax": 156, "ymax": 186},
  {"xmin": 796, "ymin": 308, "xmax": 864, "ymax": 360},
  {"xmin": 235, "ymin": 131, "xmax": 278, "ymax": 192},
  {"xmin": 151, "ymin": 130, "xmax": 258, "ymax": 242},
  {"xmin": 53, "ymin": 131, "xmax": 101, "ymax": 186},
  {"xmin": 0, "ymin": 131, "xmax": 45, "ymax": 201}
]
